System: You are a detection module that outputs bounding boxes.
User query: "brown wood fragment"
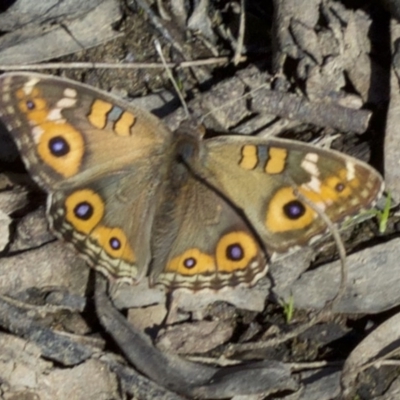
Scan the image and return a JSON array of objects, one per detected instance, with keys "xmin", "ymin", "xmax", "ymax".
[
  {"xmin": 0, "ymin": 294, "xmax": 94, "ymax": 365},
  {"xmin": 0, "ymin": 0, "xmax": 121, "ymax": 65},
  {"xmin": 95, "ymin": 274, "xmax": 298, "ymax": 399},
  {"xmin": 251, "ymin": 88, "xmax": 371, "ymax": 134},
  {"xmin": 0, "ymin": 0, "xmax": 108, "ymax": 31},
  {"xmin": 156, "ymin": 320, "xmax": 234, "ymax": 354},
  {"xmin": 384, "ymin": 20, "xmax": 400, "ymax": 202}
]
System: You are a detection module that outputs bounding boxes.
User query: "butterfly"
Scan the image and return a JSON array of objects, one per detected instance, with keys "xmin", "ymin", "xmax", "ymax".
[{"xmin": 0, "ymin": 73, "xmax": 384, "ymax": 291}]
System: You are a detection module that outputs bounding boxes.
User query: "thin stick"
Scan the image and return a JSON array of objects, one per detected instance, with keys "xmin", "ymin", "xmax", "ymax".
[
  {"xmin": 135, "ymin": 0, "xmax": 183, "ymax": 53},
  {"xmin": 154, "ymin": 40, "xmax": 190, "ymax": 119},
  {"xmin": 0, "ymin": 56, "xmax": 247, "ymax": 72},
  {"xmin": 233, "ymin": 0, "xmax": 246, "ymax": 65}
]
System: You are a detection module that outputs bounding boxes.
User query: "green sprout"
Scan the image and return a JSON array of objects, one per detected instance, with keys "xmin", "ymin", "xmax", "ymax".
[
  {"xmin": 279, "ymin": 294, "xmax": 295, "ymax": 323},
  {"xmin": 342, "ymin": 192, "xmax": 391, "ymax": 233},
  {"xmin": 363, "ymin": 191, "xmax": 391, "ymax": 234},
  {"xmin": 377, "ymin": 191, "xmax": 391, "ymax": 233}
]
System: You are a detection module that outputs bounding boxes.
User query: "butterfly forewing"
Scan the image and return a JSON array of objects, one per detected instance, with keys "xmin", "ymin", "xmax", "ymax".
[
  {"xmin": 197, "ymin": 136, "xmax": 384, "ymax": 255},
  {"xmin": 0, "ymin": 72, "xmax": 173, "ymax": 283}
]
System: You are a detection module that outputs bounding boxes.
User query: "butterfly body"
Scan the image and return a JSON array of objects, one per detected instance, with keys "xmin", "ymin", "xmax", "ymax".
[{"xmin": 0, "ymin": 73, "xmax": 384, "ymax": 291}]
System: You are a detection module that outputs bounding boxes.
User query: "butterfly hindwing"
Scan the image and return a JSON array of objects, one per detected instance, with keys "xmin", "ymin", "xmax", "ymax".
[{"xmin": 151, "ymin": 174, "xmax": 267, "ymax": 290}]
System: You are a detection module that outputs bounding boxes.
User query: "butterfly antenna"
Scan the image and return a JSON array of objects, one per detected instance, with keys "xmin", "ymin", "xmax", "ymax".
[
  {"xmin": 154, "ymin": 39, "xmax": 190, "ymax": 119},
  {"xmin": 292, "ymin": 185, "xmax": 348, "ymax": 309}
]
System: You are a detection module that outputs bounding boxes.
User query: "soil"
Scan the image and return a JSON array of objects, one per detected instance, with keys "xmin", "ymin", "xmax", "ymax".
[{"xmin": 0, "ymin": 1, "xmax": 399, "ymax": 399}]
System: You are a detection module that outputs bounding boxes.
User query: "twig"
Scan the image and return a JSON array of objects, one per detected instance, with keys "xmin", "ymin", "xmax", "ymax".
[
  {"xmin": 0, "ymin": 57, "xmax": 245, "ymax": 71},
  {"xmin": 251, "ymin": 87, "xmax": 372, "ymax": 134},
  {"xmin": 0, "ymin": 294, "xmax": 94, "ymax": 365},
  {"xmin": 134, "ymin": 0, "xmax": 183, "ymax": 53},
  {"xmin": 225, "ymin": 311, "xmax": 331, "ymax": 356},
  {"xmin": 155, "ymin": 40, "xmax": 190, "ymax": 118},
  {"xmin": 290, "ymin": 360, "xmax": 344, "ymax": 371},
  {"xmin": 233, "ymin": 0, "xmax": 246, "ymax": 65}
]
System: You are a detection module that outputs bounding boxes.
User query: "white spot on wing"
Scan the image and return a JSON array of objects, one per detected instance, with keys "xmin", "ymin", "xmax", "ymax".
[
  {"xmin": 32, "ymin": 126, "xmax": 44, "ymax": 142},
  {"xmin": 64, "ymin": 88, "xmax": 77, "ymax": 98},
  {"xmin": 315, "ymin": 201, "xmax": 327, "ymax": 211},
  {"xmin": 305, "ymin": 153, "xmax": 319, "ymax": 163},
  {"xmin": 301, "ymin": 156, "xmax": 320, "ymax": 177},
  {"xmin": 304, "ymin": 176, "xmax": 321, "ymax": 193},
  {"xmin": 47, "ymin": 108, "xmax": 64, "ymax": 121},
  {"xmin": 56, "ymin": 97, "xmax": 77, "ymax": 108},
  {"xmin": 23, "ymin": 78, "xmax": 40, "ymax": 95},
  {"xmin": 346, "ymin": 161, "xmax": 355, "ymax": 181}
]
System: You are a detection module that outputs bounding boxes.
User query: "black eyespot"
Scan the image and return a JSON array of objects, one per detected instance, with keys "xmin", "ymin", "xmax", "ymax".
[
  {"xmin": 109, "ymin": 237, "xmax": 121, "ymax": 250},
  {"xmin": 26, "ymin": 100, "xmax": 35, "ymax": 110},
  {"xmin": 335, "ymin": 183, "xmax": 345, "ymax": 192},
  {"xmin": 226, "ymin": 243, "xmax": 244, "ymax": 261},
  {"xmin": 74, "ymin": 202, "xmax": 93, "ymax": 220},
  {"xmin": 183, "ymin": 257, "xmax": 196, "ymax": 269},
  {"xmin": 283, "ymin": 200, "xmax": 306, "ymax": 220},
  {"xmin": 49, "ymin": 136, "xmax": 70, "ymax": 157}
]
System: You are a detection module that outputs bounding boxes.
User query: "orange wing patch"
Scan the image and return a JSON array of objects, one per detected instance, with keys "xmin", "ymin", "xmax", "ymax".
[
  {"xmin": 16, "ymin": 86, "xmax": 84, "ymax": 177},
  {"xmin": 35, "ymin": 123, "xmax": 84, "ymax": 177},
  {"xmin": 265, "ymin": 187, "xmax": 316, "ymax": 233},
  {"xmin": 91, "ymin": 226, "xmax": 135, "ymax": 262},
  {"xmin": 114, "ymin": 111, "xmax": 135, "ymax": 136},
  {"xmin": 265, "ymin": 165, "xmax": 364, "ymax": 233},
  {"xmin": 239, "ymin": 145, "xmax": 258, "ymax": 170},
  {"xmin": 166, "ymin": 249, "xmax": 214, "ymax": 276},
  {"xmin": 87, "ymin": 99, "xmax": 113, "ymax": 129},
  {"xmin": 265, "ymin": 147, "xmax": 287, "ymax": 174},
  {"xmin": 65, "ymin": 189, "xmax": 105, "ymax": 234},
  {"xmin": 166, "ymin": 231, "xmax": 259, "ymax": 275},
  {"xmin": 64, "ymin": 189, "xmax": 135, "ymax": 263},
  {"xmin": 216, "ymin": 231, "xmax": 258, "ymax": 271}
]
